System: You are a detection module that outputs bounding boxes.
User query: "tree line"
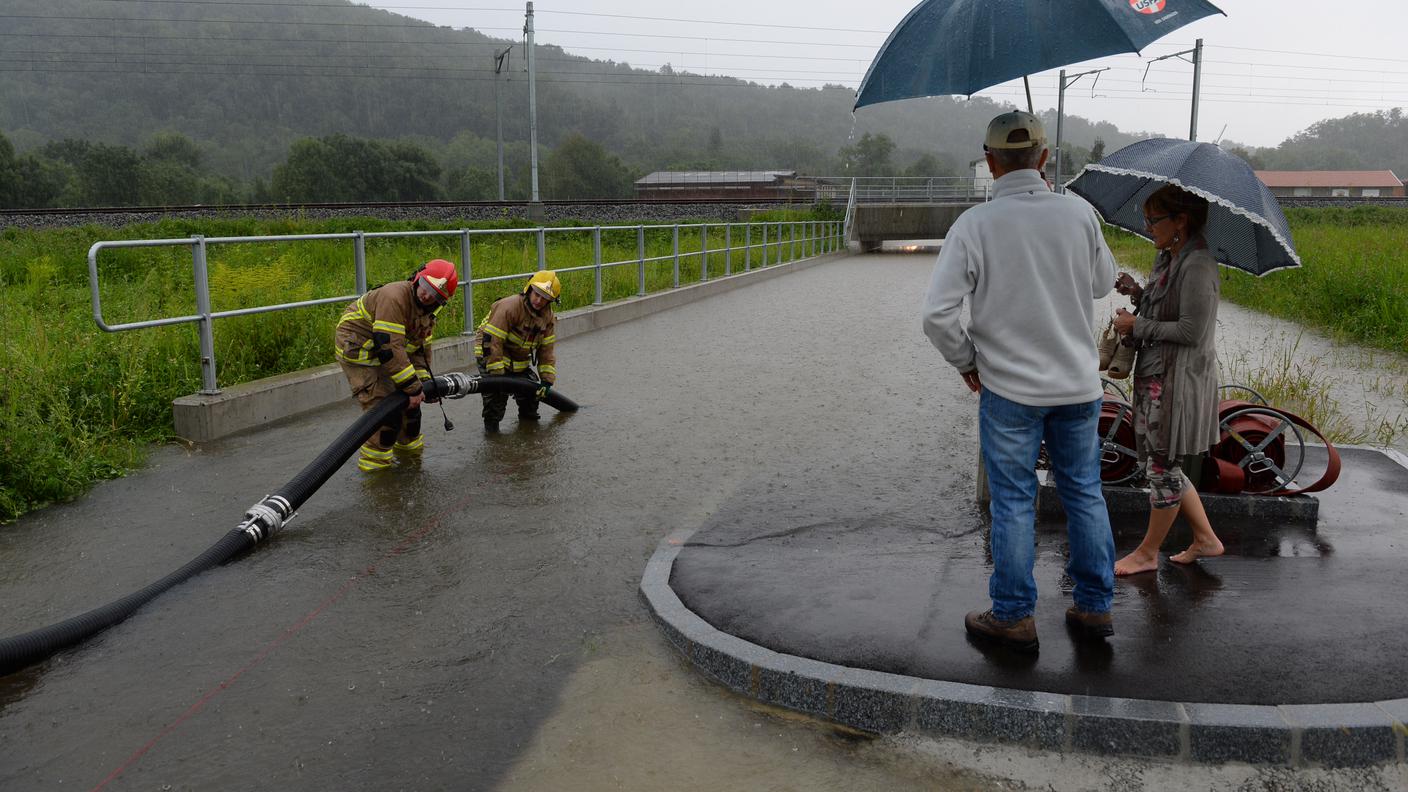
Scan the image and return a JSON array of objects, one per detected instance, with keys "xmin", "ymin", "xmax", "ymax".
[
  {"xmin": 0, "ymin": 128, "xmax": 640, "ymax": 208},
  {"xmin": 3, "ymin": 128, "xmax": 1005, "ymax": 209}
]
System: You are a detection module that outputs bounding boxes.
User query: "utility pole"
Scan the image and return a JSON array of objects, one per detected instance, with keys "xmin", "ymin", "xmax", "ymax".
[
  {"xmin": 1143, "ymin": 38, "xmax": 1205, "ymax": 142},
  {"xmin": 493, "ymin": 46, "xmax": 512, "ymax": 201},
  {"xmin": 1190, "ymin": 38, "xmax": 1203, "ymax": 141},
  {"xmin": 524, "ymin": 2, "xmax": 542, "ymax": 216},
  {"xmin": 1053, "ymin": 67, "xmax": 1108, "ymax": 193}
]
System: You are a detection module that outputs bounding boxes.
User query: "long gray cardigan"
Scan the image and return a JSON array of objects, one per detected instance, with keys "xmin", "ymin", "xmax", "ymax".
[{"xmin": 1132, "ymin": 244, "xmax": 1221, "ymax": 459}]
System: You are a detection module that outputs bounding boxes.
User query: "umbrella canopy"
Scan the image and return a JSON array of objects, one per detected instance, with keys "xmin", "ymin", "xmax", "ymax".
[
  {"xmin": 1066, "ymin": 137, "xmax": 1301, "ymax": 277},
  {"xmin": 854, "ymin": 0, "xmax": 1224, "ymax": 110}
]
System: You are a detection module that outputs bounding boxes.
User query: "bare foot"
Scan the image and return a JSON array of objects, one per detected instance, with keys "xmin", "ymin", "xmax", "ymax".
[
  {"xmin": 1170, "ymin": 540, "xmax": 1224, "ymax": 565},
  {"xmin": 1114, "ymin": 551, "xmax": 1160, "ymax": 576}
]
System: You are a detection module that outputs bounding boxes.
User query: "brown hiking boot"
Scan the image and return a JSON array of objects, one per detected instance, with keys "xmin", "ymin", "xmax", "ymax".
[
  {"xmin": 964, "ymin": 610, "xmax": 1038, "ymax": 652},
  {"xmin": 1065, "ymin": 606, "xmax": 1114, "ymax": 639}
]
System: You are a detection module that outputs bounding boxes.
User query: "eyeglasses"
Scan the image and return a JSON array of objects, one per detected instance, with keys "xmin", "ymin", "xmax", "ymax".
[{"xmin": 1144, "ymin": 213, "xmax": 1171, "ymax": 228}]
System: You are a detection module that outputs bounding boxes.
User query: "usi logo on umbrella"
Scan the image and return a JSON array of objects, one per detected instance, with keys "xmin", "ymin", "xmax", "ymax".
[{"xmin": 1130, "ymin": 0, "xmax": 1166, "ymax": 13}]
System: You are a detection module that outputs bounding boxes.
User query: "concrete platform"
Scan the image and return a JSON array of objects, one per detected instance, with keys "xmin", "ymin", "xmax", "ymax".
[
  {"xmin": 643, "ymin": 445, "xmax": 1408, "ymax": 766},
  {"xmin": 1038, "ymin": 480, "xmax": 1320, "ymax": 522}
]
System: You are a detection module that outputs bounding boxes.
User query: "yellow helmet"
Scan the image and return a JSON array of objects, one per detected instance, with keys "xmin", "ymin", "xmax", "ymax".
[{"xmin": 523, "ymin": 270, "xmax": 561, "ymax": 302}]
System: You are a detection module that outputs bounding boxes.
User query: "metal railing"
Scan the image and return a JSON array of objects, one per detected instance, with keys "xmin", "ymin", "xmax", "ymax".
[
  {"xmin": 816, "ymin": 176, "xmax": 990, "ymax": 204},
  {"xmin": 87, "ymin": 220, "xmax": 842, "ymax": 394}
]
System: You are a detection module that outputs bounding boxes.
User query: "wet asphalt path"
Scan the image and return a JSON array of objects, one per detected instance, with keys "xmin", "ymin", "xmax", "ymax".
[
  {"xmin": 0, "ymin": 255, "xmax": 979, "ymax": 792},
  {"xmin": 672, "ymin": 445, "xmax": 1408, "ymax": 705}
]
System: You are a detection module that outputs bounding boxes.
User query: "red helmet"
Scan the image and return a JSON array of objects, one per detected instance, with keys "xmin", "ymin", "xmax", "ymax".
[{"xmin": 414, "ymin": 259, "xmax": 458, "ymax": 304}]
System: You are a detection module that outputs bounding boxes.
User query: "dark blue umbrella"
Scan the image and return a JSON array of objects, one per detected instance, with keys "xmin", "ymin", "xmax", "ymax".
[
  {"xmin": 854, "ymin": 0, "xmax": 1225, "ymax": 110},
  {"xmin": 1066, "ymin": 137, "xmax": 1301, "ymax": 277}
]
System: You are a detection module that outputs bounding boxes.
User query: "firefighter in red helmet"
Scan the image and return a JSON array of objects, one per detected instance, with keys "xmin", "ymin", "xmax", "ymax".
[{"xmin": 335, "ymin": 259, "xmax": 458, "ymax": 471}]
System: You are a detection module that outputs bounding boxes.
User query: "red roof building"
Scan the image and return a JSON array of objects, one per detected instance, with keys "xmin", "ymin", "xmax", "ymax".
[{"xmin": 1255, "ymin": 170, "xmax": 1404, "ymax": 198}]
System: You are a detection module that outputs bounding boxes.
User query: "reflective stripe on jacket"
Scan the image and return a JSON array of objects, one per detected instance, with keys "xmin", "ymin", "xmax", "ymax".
[
  {"xmin": 334, "ymin": 280, "xmax": 435, "ymax": 394},
  {"xmin": 473, "ymin": 294, "xmax": 556, "ymax": 384}
]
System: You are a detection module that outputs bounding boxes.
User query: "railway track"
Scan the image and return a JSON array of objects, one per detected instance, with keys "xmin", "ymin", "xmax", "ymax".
[
  {"xmin": 1, "ymin": 194, "xmax": 1398, "ymax": 229},
  {"xmin": 0, "ymin": 196, "xmax": 828, "ymax": 230}
]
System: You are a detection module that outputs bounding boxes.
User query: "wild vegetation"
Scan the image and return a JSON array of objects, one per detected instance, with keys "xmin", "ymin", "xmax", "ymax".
[
  {"xmin": 1104, "ymin": 206, "xmax": 1408, "ymax": 355},
  {"xmin": 0, "ymin": 208, "xmax": 836, "ymax": 522},
  {"xmin": 1104, "ymin": 205, "xmax": 1408, "ymax": 444}
]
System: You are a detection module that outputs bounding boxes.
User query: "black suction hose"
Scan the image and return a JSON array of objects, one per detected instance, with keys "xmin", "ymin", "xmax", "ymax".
[{"xmin": 0, "ymin": 372, "xmax": 576, "ymax": 676}]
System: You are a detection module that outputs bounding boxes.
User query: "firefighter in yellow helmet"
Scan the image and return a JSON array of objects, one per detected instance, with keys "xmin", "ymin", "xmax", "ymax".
[
  {"xmin": 474, "ymin": 270, "xmax": 560, "ymax": 432},
  {"xmin": 335, "ymin": 259, "xmax": 457, "ymax": 471}
]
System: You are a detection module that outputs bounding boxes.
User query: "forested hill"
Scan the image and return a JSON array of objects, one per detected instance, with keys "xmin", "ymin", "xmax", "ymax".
[{"xmin": 0, "ymin": 0, "xmax": 1137, "ymax": 182}]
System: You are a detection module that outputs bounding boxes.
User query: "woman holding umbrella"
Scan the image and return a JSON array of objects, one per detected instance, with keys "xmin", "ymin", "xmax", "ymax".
[{"xmin": 1110, "ymin": 184, "xmax": 1224, "ymax": 575}]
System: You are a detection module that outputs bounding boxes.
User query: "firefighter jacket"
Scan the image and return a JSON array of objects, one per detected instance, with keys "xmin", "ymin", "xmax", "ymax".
[
  {"xmin": 334, "ymin": 280, "xmax": 436, "ymax": 395},
  {"xmin": 474, "ymin": 294, "xmax": 557, "ymax": 384}
]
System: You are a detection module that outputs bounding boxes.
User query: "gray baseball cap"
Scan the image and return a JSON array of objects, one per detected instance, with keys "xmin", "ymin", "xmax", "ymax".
[{"xmin": 984, "ymin": 110, "xmax": 1047, "ymax": 150}]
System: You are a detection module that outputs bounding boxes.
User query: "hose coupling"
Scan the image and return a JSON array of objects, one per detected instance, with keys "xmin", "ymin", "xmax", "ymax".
[
  {"xmin": 238, "ymin": 495, "xmax": 295, "ymax": 543},
  {"xmin": 423, "ymin": 371, "xmax": 480, "ymax": 401}
]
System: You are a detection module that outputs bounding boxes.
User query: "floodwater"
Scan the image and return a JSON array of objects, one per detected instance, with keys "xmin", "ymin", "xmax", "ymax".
[{"xmin": 1, "ymin": 252, "xmax": 1404, "ymax": 791}]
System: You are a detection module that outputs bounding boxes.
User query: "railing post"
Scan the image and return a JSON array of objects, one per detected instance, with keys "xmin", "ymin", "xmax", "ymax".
[
  {"xmin": 790, "ymin": 222, "xmax": 796, "ymax": 261},
  {"xmin": 761, "ymin": 224, "xmax": 768, "ymax": 267},
  {"xmin": 724, "ymin": 224, "xmax": 732, "ymax": 275},
  {"xmin": 354, "ymin": 231, "xmax": 367, "ymax": 294},
  {"xmin": 461, "ymin": 230, "xmax": 475, "ymax": 335},
  {"xmin": 191, "ymin": 235, "xmax": 219, "ymax": 394},
  {"xmin": 745, "ymin": 224, "xmax": 752, "ymax": 271},
  {"xmin": 700, "ymin": 224, "xmax": 709, "ymax": 282},
  {"xmin": 536, "ymin": 227, "xmax": 546, "ymax": 270},
  {"xmin": 592, "ymin": 226, "xmax": 603, "ymax": 305},
  {"xmin": 672, "ymin": 225, "xmax": 680, "ymax": 287},
  {"xmin": 637, "ymin": 225, "xmax": 646, "ymax": 296}
]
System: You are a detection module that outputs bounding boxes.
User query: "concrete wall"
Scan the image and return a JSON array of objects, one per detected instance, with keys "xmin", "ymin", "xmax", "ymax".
[
  {"xmin": 172, "ymin": 249, "xmax": 848, "ymax": 442},
  {"xmin": 851, "ymin": 204, "xmax": 975, "ymax": 249}
]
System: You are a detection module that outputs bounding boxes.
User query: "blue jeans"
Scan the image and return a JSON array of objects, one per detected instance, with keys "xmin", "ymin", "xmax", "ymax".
[{"xmin": 979, "ymin": 389, "xmax": 1114, "ymax": 621}]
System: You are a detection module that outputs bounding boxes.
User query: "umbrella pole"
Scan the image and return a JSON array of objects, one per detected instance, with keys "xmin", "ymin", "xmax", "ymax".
[{"xmin": 1023, "ymin": 76, "xmax": 1033, "ymax": 113}]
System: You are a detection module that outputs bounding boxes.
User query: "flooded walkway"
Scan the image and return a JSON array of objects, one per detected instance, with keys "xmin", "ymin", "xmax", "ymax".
[{"xmin": 2, "ymin": 253, "xmax": 1405, "ymax": 790}]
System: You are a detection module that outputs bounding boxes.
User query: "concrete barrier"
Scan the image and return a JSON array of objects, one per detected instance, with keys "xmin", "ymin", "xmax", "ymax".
[
  {"xmin": 852, "ymin": 203, "xmax": 974, "ymax": 251},
  {"xmin": 173, "ymin": 249, "xmax": 848, "ymax": 442}
]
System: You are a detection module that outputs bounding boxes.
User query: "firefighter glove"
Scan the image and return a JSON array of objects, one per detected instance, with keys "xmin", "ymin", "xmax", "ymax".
[{"xmin": 535, "ymin": 383, "xmax": 552, "ymax": 400}]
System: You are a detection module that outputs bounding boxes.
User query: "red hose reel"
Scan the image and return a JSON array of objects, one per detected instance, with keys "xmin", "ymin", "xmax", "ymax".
[{"xmin": 1093, "ymin": 381, "xmax": 1340, "ymax": 496}]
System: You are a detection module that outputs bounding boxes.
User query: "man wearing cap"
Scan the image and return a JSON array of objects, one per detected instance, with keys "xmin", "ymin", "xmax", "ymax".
[{"xmin": 921, "ymin": 111, "xmax": 1117, "ymax": 652}]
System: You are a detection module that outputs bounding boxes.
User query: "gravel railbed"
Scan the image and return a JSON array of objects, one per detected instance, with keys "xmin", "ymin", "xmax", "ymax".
[{"xmin": 1, "ymin": 202, "xmax": 816, "ymax": 232}]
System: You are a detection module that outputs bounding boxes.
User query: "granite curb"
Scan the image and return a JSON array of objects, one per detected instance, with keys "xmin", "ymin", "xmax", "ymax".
[{"xmin": 640, "ymin": 445, "xmax": 1408, "ymax": 769}]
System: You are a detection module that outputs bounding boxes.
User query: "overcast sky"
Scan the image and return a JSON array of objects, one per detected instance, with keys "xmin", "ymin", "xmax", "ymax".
[{"xmin": 362, "ymin": 0, "xmax": 1408, "ymax": 149}]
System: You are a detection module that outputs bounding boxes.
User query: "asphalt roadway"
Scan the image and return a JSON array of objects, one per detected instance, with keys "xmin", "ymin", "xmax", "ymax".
[{"xmin": 2, "ymin": 253, "xmax": 1405, "ymax": 790}]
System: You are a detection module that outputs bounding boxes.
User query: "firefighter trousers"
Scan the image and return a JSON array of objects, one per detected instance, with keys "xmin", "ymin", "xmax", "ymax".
[
  {"xmin": 340, "ymin": 361, "xmax": 424, "ymax": 470},
  {"xmin": 478, "ymin": 363, "xmax": 540, "ymax": 424}
]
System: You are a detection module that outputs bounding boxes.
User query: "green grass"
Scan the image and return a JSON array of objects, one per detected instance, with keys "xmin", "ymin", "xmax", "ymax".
[
  {"xmin": 1103, "ymin": 205, "xmax": 1408, "ymax": 354},
  {"xmin": 0, "ymin": 212, "xmax": 840, "ymax": 522},
  {"xmin": 1103, "ymin": 206, "xmax": 1408, "ymax": 445}
]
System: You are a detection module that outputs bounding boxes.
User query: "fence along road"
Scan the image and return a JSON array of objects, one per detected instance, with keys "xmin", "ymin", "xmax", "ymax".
[{"xmin": 86, "ymin": 220, "xmax": 842, "ymax": 440}]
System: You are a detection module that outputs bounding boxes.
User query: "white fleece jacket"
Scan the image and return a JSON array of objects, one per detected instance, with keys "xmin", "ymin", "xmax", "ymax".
[{"xmin": 921, "ymin": 169, "xmax": 1115, "ymax": 407}]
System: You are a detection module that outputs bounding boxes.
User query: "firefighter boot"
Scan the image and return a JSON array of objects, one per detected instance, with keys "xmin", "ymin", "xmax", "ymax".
[
  {"xmin": 359, "ymin": 425, "xmax": 399, "ymax": 472},
  {"xmin": 394, "ymin": 435, "xmax": 425, "ymax": 454},
  {"xmin": 358, "ymin": 442, "xmax": 395, "ymax": 472}
]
